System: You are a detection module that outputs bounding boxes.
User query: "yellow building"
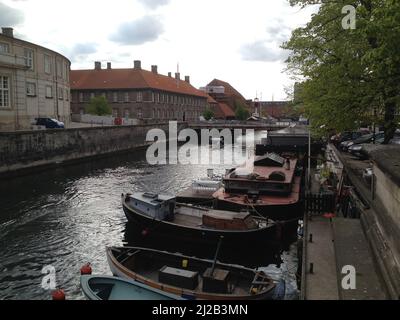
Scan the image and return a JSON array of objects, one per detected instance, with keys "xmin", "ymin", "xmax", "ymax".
[{"xmin": 0, "ymin": 27, "xmax": 71, "ymax": 131}]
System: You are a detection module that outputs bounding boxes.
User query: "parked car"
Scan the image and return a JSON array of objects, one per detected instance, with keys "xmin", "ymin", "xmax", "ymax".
[
  {"xmin": 349, "ymin": 135, "xmax": 400, "ymax": 159},
  {"xmin": 35, "ymin": 118, "xmax": 65, "ymax": 129},
  {"xmin": 340, "ymin": 132, "xmax": 384, "ymax": 152},
  {"xmin": 331, "ymin": 130, "xmax": 368, "ymax": 146}
]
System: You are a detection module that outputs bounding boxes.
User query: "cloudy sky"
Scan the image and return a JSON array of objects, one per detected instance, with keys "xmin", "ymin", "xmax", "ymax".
[{"xmin": 0, "ymin": 0, "xmax": 316, "ymax": 100}]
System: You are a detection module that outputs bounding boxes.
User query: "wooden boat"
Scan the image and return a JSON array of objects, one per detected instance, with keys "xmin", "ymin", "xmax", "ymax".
[
  {"xmin": 106, "ymin": 246, "xmax": 286, "ymax": 300},
  {"xmin": 80, "ymin": 275, "xmax": 182, "ymax": 300},
  {"xmin": 121, "ymin": 192, "xmax": 278, "ymax": 247},
  {"xmin": 213, "ymin": 152, "xmax": 303, "ymax": 221}
]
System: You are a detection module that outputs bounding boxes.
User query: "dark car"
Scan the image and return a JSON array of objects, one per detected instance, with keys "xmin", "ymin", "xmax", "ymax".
[
  {"xmin": 349, "ymin": 134, "xmax": 400, "ymax": 159},
  {"xmin": 35, "ymin": 118, "xmax": 65, "ymax": 129},
  {"xmin": 340, "ymin": 132, "xmax": 384, "ymax": 152},
  {"xmin": 331, "ymin": 131, "xmax": 367, "ymax": 146}
]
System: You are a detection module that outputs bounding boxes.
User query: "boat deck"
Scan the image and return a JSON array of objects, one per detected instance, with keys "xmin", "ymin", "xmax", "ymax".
[
  {"xmin": 139, "ymin": 268, "xmax": 250, "ymax": 296},
  {"xmin": 214, "ymin": 176, "xmax": 301, "ymax": 205},
  {"xmin": 173, "ymin": 212, "xmax": 202, "ymax": 228}
]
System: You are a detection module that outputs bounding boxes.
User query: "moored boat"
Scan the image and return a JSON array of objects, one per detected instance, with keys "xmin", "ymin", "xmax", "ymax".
[
  {"xmin": 80, "ymin": 275, "xmax": 182, "ymax": 300},
  {"xmin": 213, "ymin": 152, "xmax": 303, "ymax": 221},
  {"xmin": 121, "ymin": 192, "xmax": 278, "ymax": 247},
  {"xmin": 106, "ymin": 246, "xmax": 285, "ymax": 300}
]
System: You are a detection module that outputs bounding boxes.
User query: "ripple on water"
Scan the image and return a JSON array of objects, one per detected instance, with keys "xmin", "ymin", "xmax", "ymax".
[{"xmin": 0, "ymin": 146, "xmax": 299, "ymax": 300}]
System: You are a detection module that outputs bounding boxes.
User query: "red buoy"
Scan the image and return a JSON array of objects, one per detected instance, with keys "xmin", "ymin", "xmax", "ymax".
[
  {"xmin": 80, "ymin": 263, "xmax": 92, "ymax": 275},
  {"xmin": 52, "ymin": 289, "xmax": 66, "ymax": 301}
]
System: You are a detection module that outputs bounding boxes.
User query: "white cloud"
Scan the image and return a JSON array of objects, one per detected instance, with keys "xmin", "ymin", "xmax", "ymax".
[
  {"xmin": 4, "ymin": 0, "xmax": 316, "ymax": 100},
  {"xmin": 0, "ymin": 2, "xmax": 24, "ymax": 26},
  {"xmin": 137, "ymin": 0, "xmax": 170, "ymax": 9},
  {"xmin": 240, "ymin": 42, "xmax": 288, "ymax": 62},
  {"xmin": 110, "ymin": 15, "xmax": 164, "ymax": 45}
]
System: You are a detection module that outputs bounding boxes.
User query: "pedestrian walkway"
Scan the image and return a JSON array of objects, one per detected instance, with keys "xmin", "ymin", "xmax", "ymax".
[{"xmin": 303, "ymin": 215, "xmax": 339, "ymax": 300}]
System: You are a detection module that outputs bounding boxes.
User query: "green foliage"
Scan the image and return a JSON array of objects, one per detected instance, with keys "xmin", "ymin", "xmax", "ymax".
[
  {"xmin": 203, "ymin": 108, "xmax": 214, "ymax": 120},
  {"xmin": 283, "ymin": 0, "xmax": 400, "ymax": 142},
  {"xmin": 85, "ymin": 96, "xmax": 112, "ymax": 116},
  {"xmin": 234, "ymin": 100, "xmax": 250, "ymax": 120}
]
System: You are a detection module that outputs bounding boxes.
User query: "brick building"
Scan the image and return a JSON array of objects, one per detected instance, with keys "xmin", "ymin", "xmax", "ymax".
[
  {"xmin": 201, "ymin": 78, "xmax": 251, "ymax": 120},
  {"xmin": 259, "ymin": 101, "xmax": 290, "ymax": 119},
  {"xmin": 70, "ymin": 61, "xmax": 208, "ymax": 122}
]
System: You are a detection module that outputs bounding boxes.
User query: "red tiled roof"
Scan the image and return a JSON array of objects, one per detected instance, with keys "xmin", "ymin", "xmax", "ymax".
[
  {"xmin": 207, "ymin": 94, "xmax": 218, "ymax": 104},
  {"xmin": 208, "ymin": 78, "xmax": 247, "ymax": 101},
  {"xmin": 70, "ymin": 68, "xmax": 208, "ymax": 98},
  {"xmin": 214, "ymin": 102, "xmax": 235, "ymax": 118}
]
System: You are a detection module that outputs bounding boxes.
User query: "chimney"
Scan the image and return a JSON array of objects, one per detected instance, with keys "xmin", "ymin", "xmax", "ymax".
[
  {"xmin": 175, "ymin": 72, "xmax": 180, "ymax": 80},
  {"xmin": 94, "ymin": 61, "xmax": 101, "ymax": 70},
  {"xmin": 151, "ymin": 65, "xmax": 158, "ymax": 74},
  {"xmin": 168, "ymin": 72, "xmax": 172, "ymax": 77},
  {"xmin": 184, "ymin": 76, "xmax": 190, "ymax": 84},
  {"xmin": 2, "ymin": 27, "xmax": 13, "ymax": 38},
  {"xmin": 134, "ymin": 60, "xmax": 141, "ymax": 70},
  {"xmin": 107, "ymin": 62, "xmax": 112, "ymax": 70}
]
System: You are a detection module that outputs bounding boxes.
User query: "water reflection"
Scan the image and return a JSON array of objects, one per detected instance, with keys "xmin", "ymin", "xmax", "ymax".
[{"xmin": 0, "ymin": 136, "xmax": 300, "ymax": 300}]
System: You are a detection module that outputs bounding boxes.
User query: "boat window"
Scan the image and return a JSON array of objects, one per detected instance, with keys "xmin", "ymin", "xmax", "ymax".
[{"xmin": 269, "ymin": 171, "xmax": 286, "ymax": 181}]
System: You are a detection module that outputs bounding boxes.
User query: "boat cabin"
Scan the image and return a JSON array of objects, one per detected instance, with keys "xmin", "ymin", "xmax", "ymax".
[
  {"xmin": 223, "ymin": 153, "xmax": 298, "ymax": 195},
  {"xmin": 125, "ymin": 193, "xmax": 176, "ymax": 221}
]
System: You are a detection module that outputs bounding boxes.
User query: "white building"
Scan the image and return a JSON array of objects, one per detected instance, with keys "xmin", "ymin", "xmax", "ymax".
[{"xmin": 0, "ymin": 27, "xmax": 71, "ymax": 131}]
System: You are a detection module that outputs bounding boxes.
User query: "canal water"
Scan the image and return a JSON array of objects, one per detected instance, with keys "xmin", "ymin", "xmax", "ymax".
[{"xmin": 0, "ymin": 135, "xmax": 300, "ymax": 300}]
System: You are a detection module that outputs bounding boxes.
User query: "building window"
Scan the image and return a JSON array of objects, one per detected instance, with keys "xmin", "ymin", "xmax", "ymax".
[
  {"xmin": 64, "ymin": 63, "xmax": 68, "ymax": 80},
  {"xmin": 65, "ymin": 89, "xmax": 69, "ymax": 101},
  {"xmin": 156, "ymin": 93, "xmax": 160, "ymax": 103},
  {"xmin": 0, "ymin": 42, "xmax": 10, "ymax": 54},
  {"xmin": 45, "ymin": 85, "xmax": 53, "ymax": 98},
  {"xmin": 137, "ymin": 108, "xmax": 143, "ymax": 118},
  {"xmin": 63, "ymin": 62, "xmax": 67, "ymax": 79},
  {"xmin": 112, "ymin": 109, "xmax": 118, "ymax": 117},
  {"xmin": 58, "ymin": 87, "xmax": 64, "ymax": 100},
  {"xmin": 124, "ymin": 92, "xmax": 129, "ymax": 103},
  {"xmin": 90, "ymin": 92, "xmax": 95, "ymax": 99},
  {"xmin": 0, "ymin": 76, "xmax": 10, "ymax": 108},
  {"xmin": 151, "ymin": 92, "xmax": 154, "ymax": 102},
  {"xmin": 79, "ymin": 92, "xmax": 83, "ymax": 102},
  {"xmin": 113, "ymin": 92, "xmax": 118, "ymax": 103},
  {"xmin": 24, "ymin": 48, "xmax": 34, "ymax": 70},
  {"xmin": 44, "ymin": 55, "xmax": 52, "ymax": 74},
  {"xmin": 137, "ymin": 92, "xmax": 143, "ymax": 102},
  {"xmin": 26, "ymin": 82, "xmax": 36, "ymax": 96},
  {"xmin": 152, "ymin": 109, "xmax": 156, "ymax": 118},
  {"xmin": 56, "ymin": 60, "xmax": 62, "ymax": 77},
  {"xmin": 124, "ymin": 109, "xmax": 130, "ymax": 118}
]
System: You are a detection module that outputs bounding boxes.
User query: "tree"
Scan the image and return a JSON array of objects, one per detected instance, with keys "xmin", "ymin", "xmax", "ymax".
[
  {"xmin": 283, "ymin": 0, "xmax": 400, "ymax": 142},
  {"xmin": 85, "ymin": 96, "xmax": 112, "ymax": 116},
  {"xmin": 234, "ymin": 100, "xmax": 250, "ymax": 120},
  {"xmin": 203, "ymin": 108, "xmax": 214, "ymax": 120}
]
